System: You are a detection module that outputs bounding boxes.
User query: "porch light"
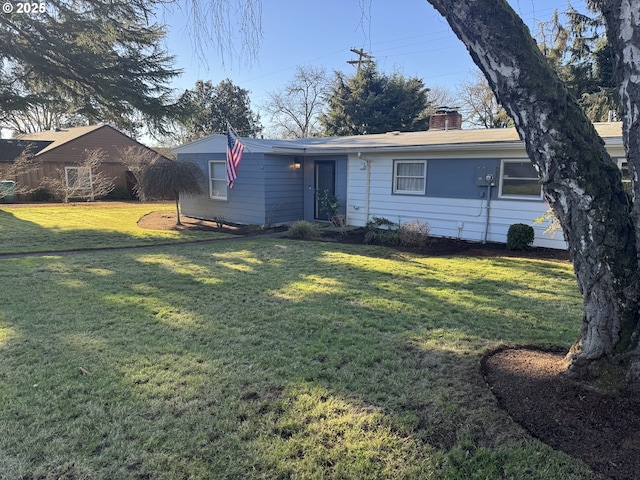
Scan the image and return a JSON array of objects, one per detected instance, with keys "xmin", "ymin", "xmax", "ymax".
[{"xmin": 293, "ymin": 160, "xmax": 302, "ymax": 169}]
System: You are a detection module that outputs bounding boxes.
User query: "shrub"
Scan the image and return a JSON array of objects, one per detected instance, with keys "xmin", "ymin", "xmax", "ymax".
[
  {"xmin": 319, "ymin": 190, "xmax": 340, "ymax": 220},
  {"xmin": 364, "ymin": 217, "xmax": 399, "ymax": 245},
  {"xmin": 288, "ymin": 221, "xmax": 321, "ymax": 240},
  {"xmin": 31, "ymin": 187, "xmax": 56, "ymax": 202},
  {"xmin": 242, "ymin": 224, "xmax": 264, "ymax": 236},
  {"xmin": 398, "ymin": 220, "xmax": 430, "ymax": 248},
  {"xmin": 507, "ymin": 223, "xmax": 535, "ymax": 250},
  {"xmin": 105, "ymin": 185, "xmax": 134, "ymax": 200}
]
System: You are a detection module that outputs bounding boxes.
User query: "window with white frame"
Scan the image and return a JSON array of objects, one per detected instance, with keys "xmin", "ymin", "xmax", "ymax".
[
  {"xmin": 499, "ymin": 160, "xmax": 542, "ymax": 199},
  {"xmin": 393, "ymin": 160, "xmax": 426, "ymax": 195},
  {"xmin": 65, "ymin": 166, "xmax": 92, "ymax": 191},
  {"xmin": 209, "ymin": 160, "xmax": 227, "ymax": 200}
]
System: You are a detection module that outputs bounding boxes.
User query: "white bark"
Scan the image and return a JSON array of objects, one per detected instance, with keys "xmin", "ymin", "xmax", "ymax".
[{"xmin": 428, "ymin": 0, "xmax": 640, "ymax": 388}]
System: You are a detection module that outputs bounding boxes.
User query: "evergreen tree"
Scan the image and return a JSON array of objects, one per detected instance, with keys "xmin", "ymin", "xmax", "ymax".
[
  {"xmin": 536, "ymin": 6, "xmax": 619, "ymax": 121},
  {"xmin": 0, "ymin": 0, "xmax": 179, "ymax": 136},
  {"xmin": 322, "ymin": 63, "xmax": 430, "ymax": 136},
  {"xmin": 177, "ymin": 79, "xmax": 262, "ymax": 142}
]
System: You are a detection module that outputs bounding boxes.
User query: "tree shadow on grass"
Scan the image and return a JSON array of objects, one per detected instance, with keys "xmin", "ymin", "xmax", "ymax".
[
  {"xmin": 0, "ymin": 208, "xmax": 224, "ymax": 255},
  {"xmin": 0, "ymin": 239, "xmax": 595, "ymax": 478}
]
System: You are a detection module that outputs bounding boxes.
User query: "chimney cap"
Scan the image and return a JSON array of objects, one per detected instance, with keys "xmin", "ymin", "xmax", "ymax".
[{"xmin": 434, "ymin": 106, "xmax": 460, "ymax": 113}]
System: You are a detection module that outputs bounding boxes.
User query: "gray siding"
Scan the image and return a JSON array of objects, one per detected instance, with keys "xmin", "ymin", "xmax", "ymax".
[
  {"xmin": 263, "ymin": 155, "xmax": 304, "ymax": 224},
  {"xmin": 178, "ymin": 152, "xmax": 266, "ymax": 225},
  {"xmin": 427, "ymin": 158, "xmax": 500, "ymax": 199}
]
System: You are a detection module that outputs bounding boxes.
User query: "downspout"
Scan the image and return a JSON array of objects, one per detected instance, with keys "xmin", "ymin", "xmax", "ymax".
[
  {"xmin": 358, "ymin": 152, "xmax": 371, "ymax": 223},
  {"xmin": 365, "ymin": 159, "xmax": 371, "ymax": 223},
  {"xmin": 483, "ymin": 181, "xmax": 493, "ymax": 243}
]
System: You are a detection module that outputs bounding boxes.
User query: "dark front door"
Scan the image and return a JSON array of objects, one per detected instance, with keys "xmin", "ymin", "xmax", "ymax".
[{"xmin": 315, "ymin": 161, "xmax": 336, "ymax": 220}]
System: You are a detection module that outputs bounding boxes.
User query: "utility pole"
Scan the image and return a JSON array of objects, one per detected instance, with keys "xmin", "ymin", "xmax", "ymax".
[{"xmin": 347, "ymin": 48, "xmax": 374, "ymax": 72}]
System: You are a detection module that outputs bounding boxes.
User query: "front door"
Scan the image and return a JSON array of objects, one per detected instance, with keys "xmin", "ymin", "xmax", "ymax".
[{"xmin": 314, "ymin": 161, "xmax": 336, "ymax": 220}]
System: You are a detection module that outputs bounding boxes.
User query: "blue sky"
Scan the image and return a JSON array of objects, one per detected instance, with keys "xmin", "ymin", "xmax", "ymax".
[{"xmin": 158, "ymin": 0, "xmax": 579, "ymax": 136}]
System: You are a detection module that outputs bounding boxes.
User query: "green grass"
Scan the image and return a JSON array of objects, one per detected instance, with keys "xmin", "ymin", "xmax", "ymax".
[
  {"xmin": 0, "ymin": 203, "xmax": 232, "ymax": 254},
  {"xmin": 0, "ymin": 235, "xmax": 597, "ymax": 479}
]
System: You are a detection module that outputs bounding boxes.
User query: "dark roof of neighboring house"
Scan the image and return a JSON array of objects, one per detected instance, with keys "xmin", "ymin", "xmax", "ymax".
[{"xmin": 0, "ymin": 139, "xmax": 52, "ymax": 162}]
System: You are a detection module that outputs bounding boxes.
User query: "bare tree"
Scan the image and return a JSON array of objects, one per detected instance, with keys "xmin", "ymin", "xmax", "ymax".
[
  {"xmin": 457, "ymin": 71, "xmax": 514, "ymax": 128},
  {"xmin": 425, "ymin": 86, "xmax": 458, "ymax": 114},
  {"xmin": 0, "ymin": 146, "xmax": 43, "ymax": 200},
  {"xmin": 0, "ymin": 96, "xmax": 88, "ymax": 134},
  {"xmin": 178, "ymin": 0, "xmax": 263, "ymax": 68},
  {"xmin": 42, "ymin": 149, "xmax": 115, "ymax": 203},
  {"xmin": 263, "ymin": 66, "xmax": 330, "ymax": 138}
]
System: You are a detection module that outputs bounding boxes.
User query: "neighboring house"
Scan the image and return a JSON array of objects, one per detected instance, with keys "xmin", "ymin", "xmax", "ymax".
[
  {"xmin": 1, "ymin": 124, "xmax": 161, "ymax": 201},
  {"xmin": 173, "ymin": 121, "xmax": 625, "ymax": 250}
]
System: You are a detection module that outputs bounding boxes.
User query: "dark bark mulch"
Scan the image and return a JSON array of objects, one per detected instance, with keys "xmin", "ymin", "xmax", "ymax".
[{"xmin": 482, "ymin": 348, "xmax": 640, "ymax": 480}]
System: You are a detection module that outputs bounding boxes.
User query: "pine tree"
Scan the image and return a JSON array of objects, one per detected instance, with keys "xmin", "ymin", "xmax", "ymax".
[
  {"xmin": 0, "ymin": 1, "xmax": 179, "ymax": 136},
  {"xmin": 322, "ymin": 63, "xmax": 430, "ymax": 136}
]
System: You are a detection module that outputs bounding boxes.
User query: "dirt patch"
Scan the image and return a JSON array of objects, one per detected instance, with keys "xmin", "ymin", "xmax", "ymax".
[
  {"xmin": 141, "ymin": 211, "xmax": 638, "ymax": 478},
  {"xmin": 138, "ymin": 210, "xmax": 245, "ymax": 234}
]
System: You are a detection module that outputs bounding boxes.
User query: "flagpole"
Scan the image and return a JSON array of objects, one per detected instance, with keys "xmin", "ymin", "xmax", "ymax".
[{"xmin": 227, "ymin": 123, "xmax": 264, "ymax": 171}]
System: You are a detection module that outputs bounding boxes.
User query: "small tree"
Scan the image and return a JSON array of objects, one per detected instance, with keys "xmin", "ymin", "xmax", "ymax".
[
  {"xmin": 140, "ymin": 158, "xmax": 205, "ymax": 225},
  {"xmin": 41, "ymin": 149, "xmax": 115, "ymax": 202},
  {"xmin": 457, "ymin": 71, "xmax": 514, "ymax": 128}
]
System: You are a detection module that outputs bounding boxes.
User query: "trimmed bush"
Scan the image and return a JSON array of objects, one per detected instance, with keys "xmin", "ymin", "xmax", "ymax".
[
  {"xmin": 507, "ymin": 223, "xmax": 535, "ymax": 250},
  {"xmin": 31, "ymin": 187, "xmax": 57, "ymax": 202},
  {"xmin": 288, "ymin": 221, "xmax": 321, "ymax": 240},
  {"xmin": 399, "ymin": 220, "xmax": 430, "ymax": 248},
  {"xmin": 364, "ymin": 217, "xmax": 400, "ymax": 245}
]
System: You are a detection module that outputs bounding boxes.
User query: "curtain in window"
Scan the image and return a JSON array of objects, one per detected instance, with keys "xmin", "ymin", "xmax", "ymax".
[{"xmin": 396, "ymin": 162, "xmax": 425, "ymax": 191}]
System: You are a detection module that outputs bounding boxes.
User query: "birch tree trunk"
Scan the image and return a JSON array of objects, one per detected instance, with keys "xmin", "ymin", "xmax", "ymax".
[{"xmin": 426, "ymin": 0, "xmax": 640, "ymax": 390}]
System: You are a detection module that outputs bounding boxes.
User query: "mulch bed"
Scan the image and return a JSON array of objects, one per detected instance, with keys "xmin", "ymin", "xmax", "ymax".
[{"xmin": 141, "ymin": 211, "xmax": 638, "ymax": 479}]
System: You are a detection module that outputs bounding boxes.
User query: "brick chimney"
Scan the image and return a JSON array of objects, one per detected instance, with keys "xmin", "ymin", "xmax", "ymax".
[{"xmin": 429, "ymin": 106, "xmax": 462, "ymax": 131}]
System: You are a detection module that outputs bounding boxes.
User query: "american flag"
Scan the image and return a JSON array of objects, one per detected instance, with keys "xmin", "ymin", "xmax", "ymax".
[{"xmin": 226, "ymin": 127, "xmax": 245, "ymax": 188}]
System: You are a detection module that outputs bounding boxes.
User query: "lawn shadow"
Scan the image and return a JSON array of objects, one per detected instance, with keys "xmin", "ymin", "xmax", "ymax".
[
  {"xmin": 0, "ymin": 207, "xmax": 224, "ymax": 255},
  {"xmin": 0, "ymin": 239, "xmax": 590, "ymax": 478}
]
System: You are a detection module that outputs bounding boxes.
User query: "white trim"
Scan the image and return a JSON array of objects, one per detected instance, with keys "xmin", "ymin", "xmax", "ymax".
[
  {"xmin": 498, "ymin": 159, "xmax": 543, "ymax": 200},
  {"xmin": 392, "ymin": 159, "xmax": 427, "ymax": 195},
  {"xmin": 208, "ymin": 160, "xmax": 227, "ymax": 201},
  {"xmin": 64, "ymin": 166, "xmax": 94, "ymax": 202}
]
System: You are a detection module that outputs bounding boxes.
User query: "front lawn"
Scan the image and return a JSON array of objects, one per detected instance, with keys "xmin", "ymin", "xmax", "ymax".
[
  {"xmin": 0, "ymin": 203, "xmax": 232, "ymax": 254},
  {"xmin": 0, "ymin": 238, "xmax": 595, "ymax": 479}
]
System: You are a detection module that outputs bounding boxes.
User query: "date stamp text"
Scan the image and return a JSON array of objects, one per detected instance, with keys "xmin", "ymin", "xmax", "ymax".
[{"xmin": 3, "ymin": 3, "xmax": 48, "ymax": 14}]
